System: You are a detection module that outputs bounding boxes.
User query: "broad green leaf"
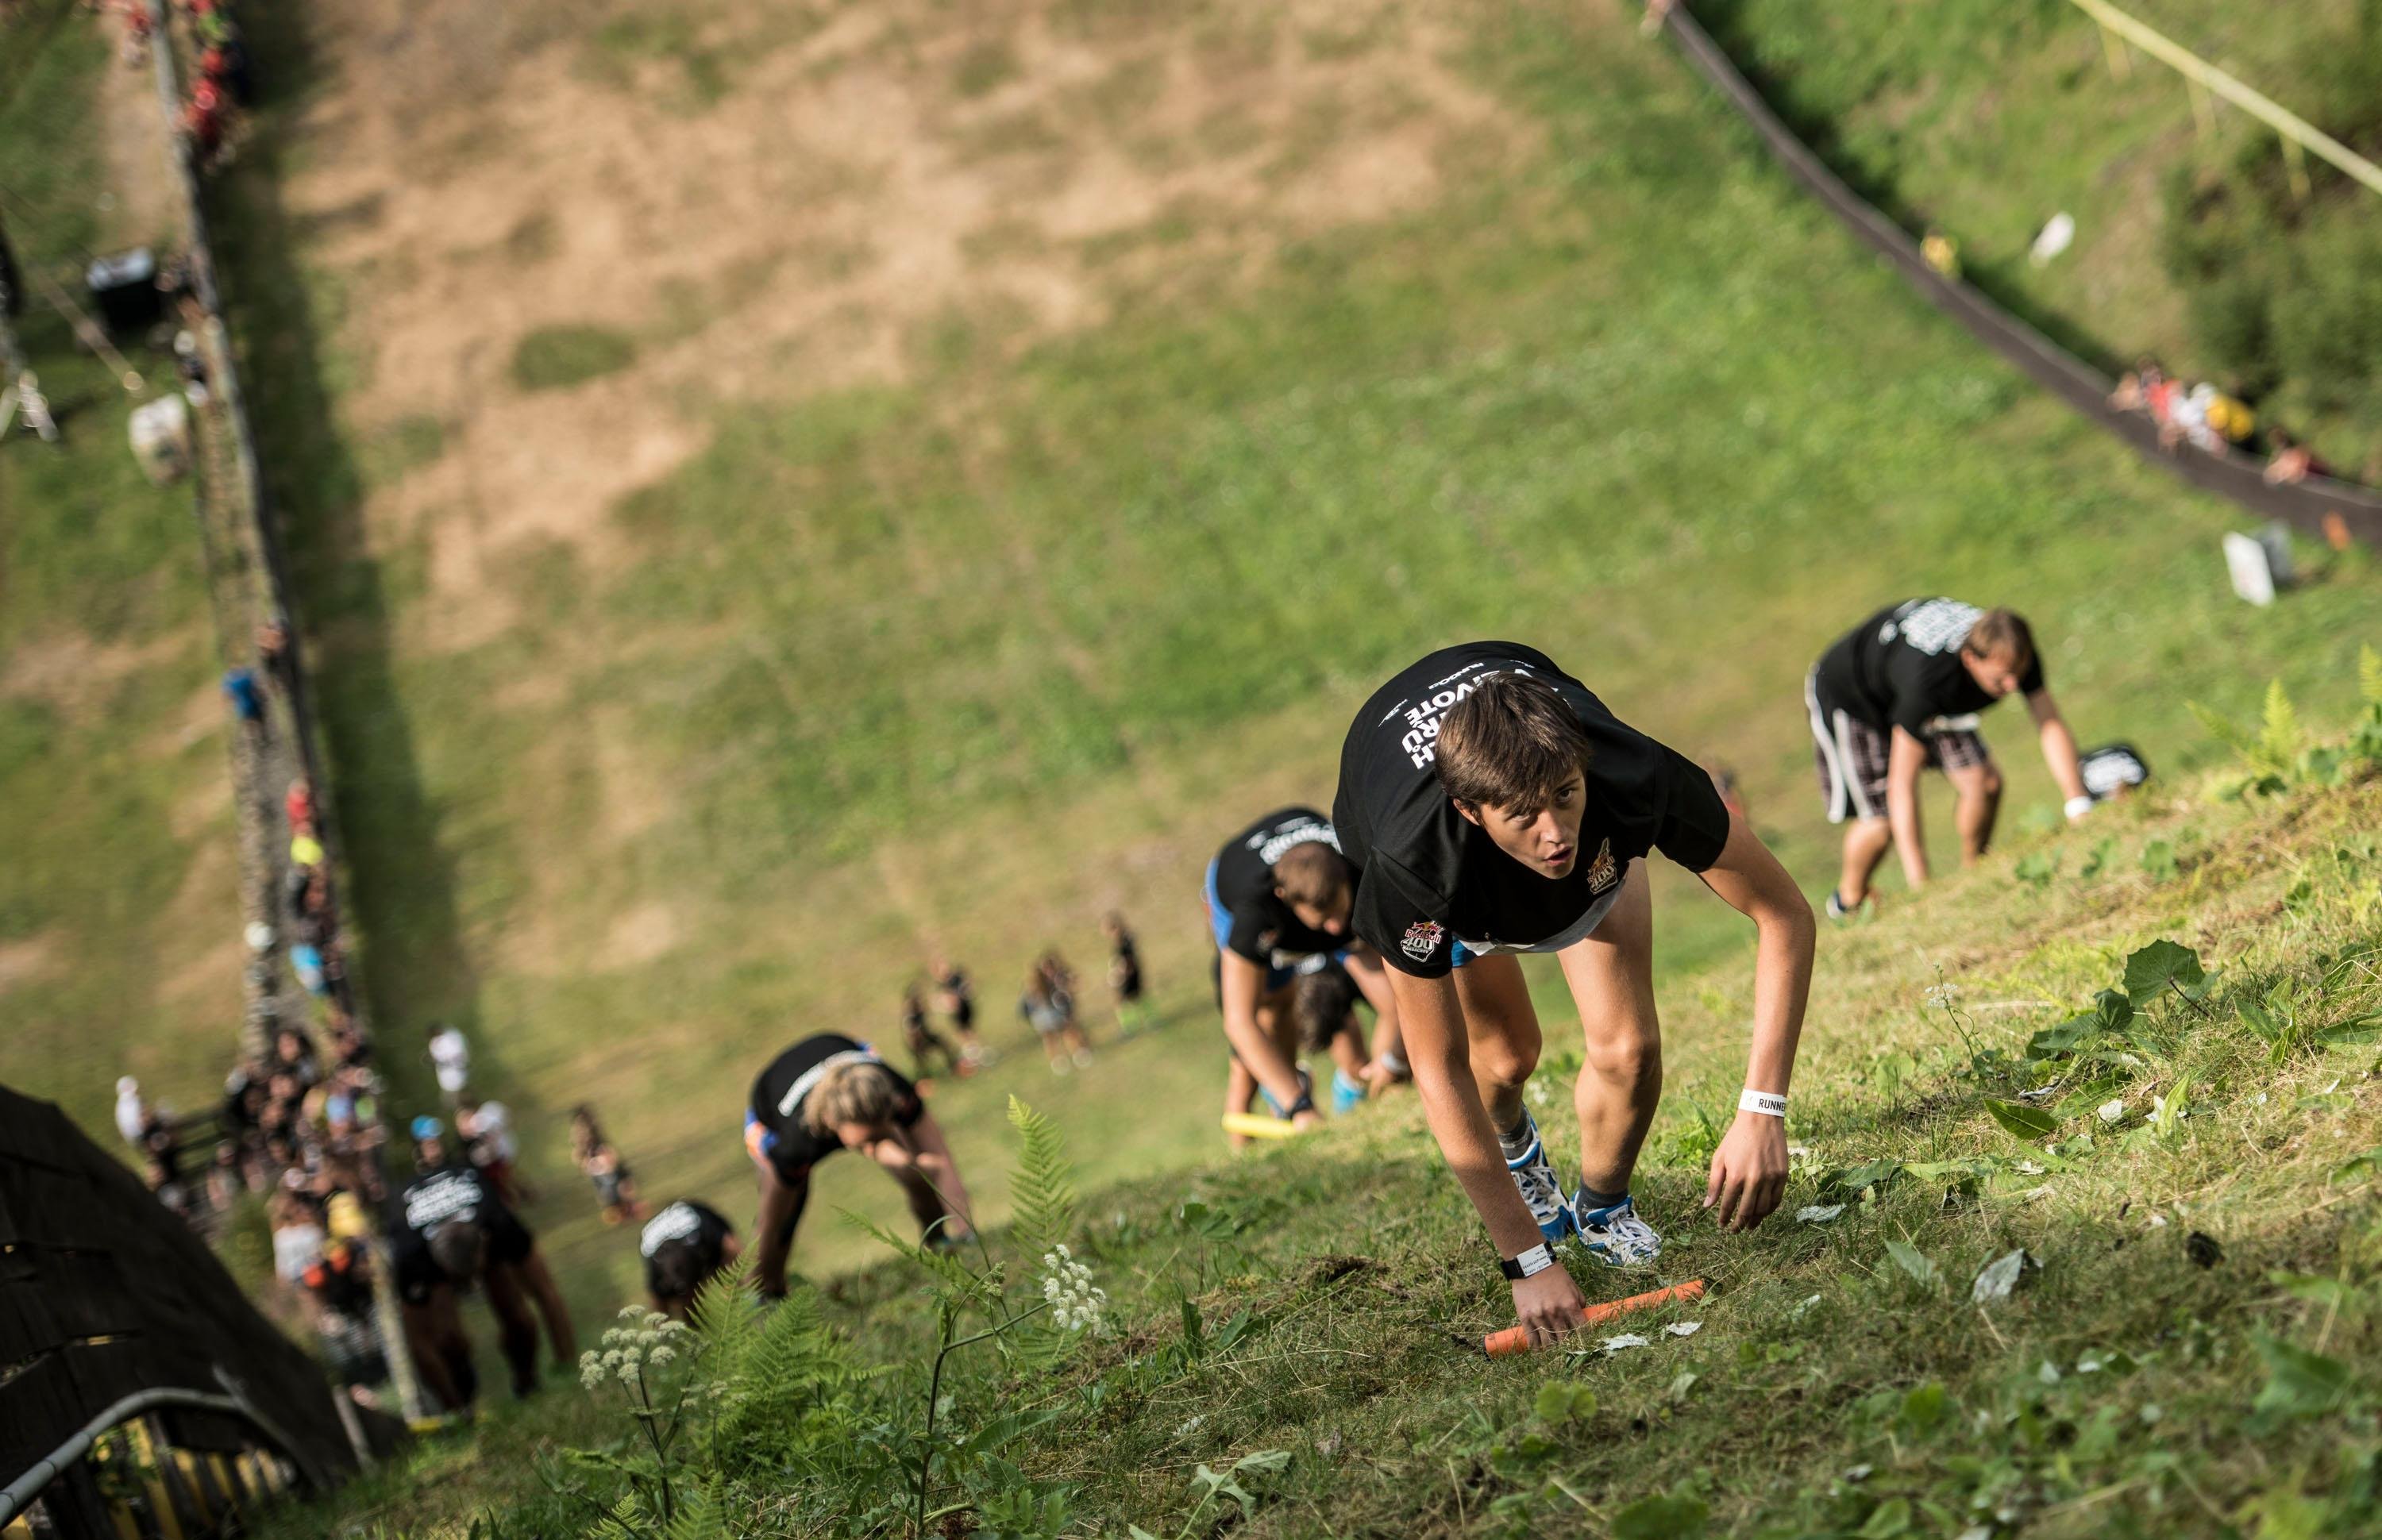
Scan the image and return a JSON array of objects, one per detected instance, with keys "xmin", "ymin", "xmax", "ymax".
[
  {"xmin": 1535, "ymin": 1381, "xmax": 1598, "ymax": 1424},
  {"xmin": 2124, "ymin": 940, "xmax": 2210, "ymax": 1007},
  {"xmin": 1971, "ymin": 1248, "xmax": 2029, "ymax": 1305},
  {"xmin": 1900, "ymin": 1381, "xmax": 1948, "ymax": 1430},
  {"xmin": 1986, "ymin": 1099, "xmax": 2058, "ymax": 1141},
  {"xmin": 1613, "ymin": 1492, "xmax": 1709, "ymax": 1540},
  {"xmin": 1859, "ymin": 1497, "xmax": 1913, "ymax": 1538},
  {"xmin": 1884, "ymin": 1240, "xmax": 1938, "ymax": 1288},
  {"xmin": 2318, "ymin": 1016, "xmax": 2382, "ymax": 1046},
  {"xmin": 2141, "ymin": 841, "xmax": 2180, "ymax": 883},
  {"xmin": 2250, "ymin": 1334, "xmax": 2355, "ymax": 1419}
]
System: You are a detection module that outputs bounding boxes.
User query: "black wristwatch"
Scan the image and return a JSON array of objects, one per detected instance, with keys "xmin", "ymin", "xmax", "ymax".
[{"xmin": 1500, "ymin": 1242, "xmax": 1556, "ymax": 1280}]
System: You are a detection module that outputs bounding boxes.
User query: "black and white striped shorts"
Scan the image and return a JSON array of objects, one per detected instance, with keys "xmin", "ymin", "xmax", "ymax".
[{"xmin": 1806, "ymin": 671, "xmax": 1991, "ymax": 824}]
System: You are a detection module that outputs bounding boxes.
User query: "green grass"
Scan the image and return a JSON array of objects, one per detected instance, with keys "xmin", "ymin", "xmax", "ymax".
[
  {"xmin": 0, "ymin": 2, "xmax": 243, "ymax": 1141},
  {"xmin": 186, "ymin": 0, "xmax": 2382, "ymax": 1322},
  {"xmin": 1694, "ymin": 0, "xmax": 2382, "ymax": 478},
  {"xmin": 509, "ymin": 324, "xmax": 642, "ymax": 392},
  {"xmin": 263, "ymin": 767, "xmax": 2382, "ymax": 1538}
]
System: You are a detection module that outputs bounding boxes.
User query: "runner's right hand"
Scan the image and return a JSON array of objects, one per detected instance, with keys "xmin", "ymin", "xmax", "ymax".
[{"xmin": 1511, "ymin": 1265, "xmax": 1586, "ymax": 1347}]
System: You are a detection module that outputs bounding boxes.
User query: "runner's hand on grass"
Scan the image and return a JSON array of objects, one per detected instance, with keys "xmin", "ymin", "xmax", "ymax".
[
  {"xmin": 1704, "ymin": 1111, "xmax": 1789, "ymax": 1231},
  {"xmin": 1512, "ymin": 1264, "xmax": 1588, "ymax": 1347}
]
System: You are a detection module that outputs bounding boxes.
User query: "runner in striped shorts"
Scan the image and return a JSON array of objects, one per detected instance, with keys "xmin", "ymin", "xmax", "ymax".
[{"xmin": 1808, "ymin": 599, "xmax": 2095, "ymax": 918}]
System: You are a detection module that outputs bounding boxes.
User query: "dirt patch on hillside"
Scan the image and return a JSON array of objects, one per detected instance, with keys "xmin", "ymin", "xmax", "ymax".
[
  {"xmin": 0, "ymin": 931, "xmax": 62, "ymax": 995},
  {"xmin": 1, "ymin": 628, "xmax": 192, "ymax": 723},
  {"xmin": 275, "ymin": 0, "xmax": 1532, "ymax": 646}
]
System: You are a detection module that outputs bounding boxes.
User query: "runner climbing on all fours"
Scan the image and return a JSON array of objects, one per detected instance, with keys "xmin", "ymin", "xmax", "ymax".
[
  {"xmin": 742, "ymin": 1034, "xmax": 977, "ymax": 1297},
  {"xmin": 1333, "ymin": 642, "xmax": 1816, "ymax": 1349},
  {"xmin": 642, "ymin": 1198, "xmax": 740, "ymax": 1321},
  {"xmin": 1807, "ymin": 599, "xmax": 2091, "ymax": 918},
  {"xmin": 1204, "ymin": 807, "xmax": 1407, "ymax": 1145}
]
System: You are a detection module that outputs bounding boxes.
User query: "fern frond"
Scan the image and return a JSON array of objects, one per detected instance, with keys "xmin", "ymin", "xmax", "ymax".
[
  {"xmin": 2258, "ymin": 679, "xmax": 2304, "ymax": 769},
  {"xmin": 663, "ymin": 1484, "xmax": 729, "ymax": 1540},
  {"xmin": 837, "ymin": 1207, "xmax": 981, "ymax": 1296},
  {"xmin": 2187, "ymin": 699, "xmax": 2255, "ymax": 758},
  {"xmin": 689, "ymin": 1261, "xmax": 761, "ymax": 1372},
  {"xmin": 1005, "ymin": 1096, "xmax": 1077, "ymax": 1265}
]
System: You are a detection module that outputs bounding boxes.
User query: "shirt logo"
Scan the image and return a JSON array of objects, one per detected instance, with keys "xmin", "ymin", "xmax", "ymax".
[
  {"xmin": 1584, "ymin": 837, "xmax": 1618, "ymax": 894},
  {"xmin": 1401, "ymin": 919, "xmax": 1446, "ymax": 962}
]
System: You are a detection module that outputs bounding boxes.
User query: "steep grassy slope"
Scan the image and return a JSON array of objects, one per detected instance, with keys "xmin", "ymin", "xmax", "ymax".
[
  {"xmin": 0, "ymin": 3, "xmax": 245, "ymax": 1139},
  {"xmin": 265, "ymin": 748, "xmax": 2382, "ymax": 1538},
  {"xmin": 189, "ymin": 0, "xmax": 2382, "ymax": 1315}
]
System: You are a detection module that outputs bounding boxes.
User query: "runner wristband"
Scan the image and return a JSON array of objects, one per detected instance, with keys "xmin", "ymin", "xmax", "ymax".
[
  {"xmin": 1500, "ymin": 1242, "xmax": 1556, "ymax": 1280},
  {"xmin": 1738, "ymin": 1088, "xmax": 1787, "ymax": 1118},
  {"xmin": 2064, "ymin": 795, "xmax": 2095, "ymax": 821}
]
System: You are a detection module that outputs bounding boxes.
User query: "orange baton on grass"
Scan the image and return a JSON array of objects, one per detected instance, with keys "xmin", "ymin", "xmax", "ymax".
[{"xmin": 1481, "ymin": 1279, "xmax": 1707, "ymax": 1358}]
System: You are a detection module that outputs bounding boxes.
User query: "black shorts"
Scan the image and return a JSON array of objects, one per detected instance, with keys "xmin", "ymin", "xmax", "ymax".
[
  {"xmin": 394, "ymin": 1206, "xmax": 534, "ymax": 1306},
  {"xmin": 1806, "ymin": 671, "xmax": 1990, "ymax": 824}
]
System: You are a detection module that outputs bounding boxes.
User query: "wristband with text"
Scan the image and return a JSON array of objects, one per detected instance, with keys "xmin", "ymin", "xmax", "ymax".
[
  {"xmin": 1738, "ymin": 1088, "xmax": 1787, "ymax": 1118},
  {"xmin": 1500, "ymin": 1242, "xmax": 1556, "ymax": 1280}
]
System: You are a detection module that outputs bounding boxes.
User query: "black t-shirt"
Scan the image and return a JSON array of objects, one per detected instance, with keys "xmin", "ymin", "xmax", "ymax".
[
  {"xmin": 1211, "ymin": 807, "xmax": 1348, "ymax": 966},
  {"xmin": 1333, "ymin": 642, "xmax": 1733, "ymax": 979},
  {"xmin": 1112, "ymin": 935, "xmax": 1143, "ymax": 999},
  {"xmin": 639, "ymin": 1199, "xmax": 733, "ymax": 1288},
  {"xmin": 746, "ymin": 1035, "xmax": 923, "ymax": 1184},
  {"xmin": 1812, "ymin": 598, "xmax": 2045, "ymax": 737},
  {"xmin": 388, "ymin": 1163, "xmax": 532, "ymax": 1303}
]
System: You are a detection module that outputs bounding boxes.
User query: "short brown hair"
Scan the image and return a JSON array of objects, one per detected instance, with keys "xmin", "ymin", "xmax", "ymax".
[
  {"xmin": 1272, "ymin": 841, "xmax": 1351, "ymax": 908},
  {"xmin": 1292, "ymin": 967, "xmax": 1359, "ymax": 1053},
  {"xmin": 1963, "ymin": 608, "xmax": 2034, "ymax": 669},
  {"xmin": 1435, "ymin": 675, "xmax": 1592, "ymax": 810},
  {"xmin": 801, "ymin": 1061, "xmax": 907, "ymax": 1137}
]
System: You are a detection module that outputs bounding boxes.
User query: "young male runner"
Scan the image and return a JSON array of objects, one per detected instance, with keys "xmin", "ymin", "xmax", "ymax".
[
  {"xmin": 389, "ymin": 1123, "xmax": 576, "ymax": 1407},
  {"xmin": 744, "ymin": 1034, "xmax": 977, "ymax": 1297},
  {"xmin": 1204, "ymin": 807, "xmax": 1405, "ymax": 1143},
  {"xmin": 1292, "ymin": 961, "xmax": 1410, "ymax": 1112},
  {"xmin": 1335, "ymin": 642, "xmax": 1815, "ymax": 1349},
  {"xmin": 1807, "ymin": 599, "xmax": 2091, "ymax": 915},
  {"xmin": 641, "ymin": 1198, "xmax": 741, "ymax": 1320}
]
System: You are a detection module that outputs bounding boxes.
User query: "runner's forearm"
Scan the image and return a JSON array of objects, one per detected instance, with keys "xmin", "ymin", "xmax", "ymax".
[
  {"xmin": 2039, "ymin": 714, "xmax": 2087, "ymax": 803},
  {"xmin": 1414, "ymin": 1059, "xmax": 1548, "ymax": 1257},
  {"xmin": 1887, "ymin": 774, "xmax": 1927, "ymax": 887}
]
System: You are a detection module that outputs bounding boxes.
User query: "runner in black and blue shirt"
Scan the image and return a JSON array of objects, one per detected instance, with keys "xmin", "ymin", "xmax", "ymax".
[{"xmin": 1204, "ymin": 808, "xmax": 1405, "ymax": 1143}]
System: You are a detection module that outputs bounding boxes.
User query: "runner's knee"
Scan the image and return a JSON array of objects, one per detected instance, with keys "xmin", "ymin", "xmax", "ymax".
[
  {"xmin": 1579, "ymin": 1024, "xmax": 1660, "ymax": 1094},
  {"xmin": 1469, "ymin": 1036, "xmax": 1538, "ymax": 1095}
]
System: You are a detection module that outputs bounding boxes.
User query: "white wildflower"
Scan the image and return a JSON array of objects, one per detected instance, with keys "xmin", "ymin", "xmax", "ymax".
[
  {"xmin": 648, "ymin": 1345, "xmax": 676, "ymax": 1366},
  {"xmin": 618, "ymin": 1304, "xmax": 646, "ymax": 1321},
  {"xmin": 617, "ymin": 1360, "xmax": 642, "ymax": 1384}
]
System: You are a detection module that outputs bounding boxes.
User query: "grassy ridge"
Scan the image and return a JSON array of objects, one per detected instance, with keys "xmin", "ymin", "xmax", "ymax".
[
  {"xmin": 191, "ymin": 0, "xmax": 2382, "ymax": 1318},
  {"xmin": 264, "ymin": 763, "xmax": 2382, "ymax": 1538},
  {"xmin": 0, "ymin": 4, "xmax": 244, "ymax": 1139}
]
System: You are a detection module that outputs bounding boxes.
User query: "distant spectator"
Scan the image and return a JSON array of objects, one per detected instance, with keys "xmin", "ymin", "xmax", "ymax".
[
  {"xmin": 1019, "ymin": 959, "xmax": 1093, "ymax": 1075},
  {"xmin": 1919, "ymin": 229, "xmax": 1960, "ymax": 280},
  {"xmin": 428, "ymin": 1023, "xmax": 469, "ymax": 1099},
  {"xmin": 900, "ymin": 984, "xmax": 964, "ymax": 1080},
  {"xmin": 285, "ymin": 776, "xmax": 314, "ymax": 833},
  {"xmin": 115, "ymin": 1076, "xmax": 149, "ymax": 1146},
  {"xmin": 2264, "ymin": 430, "xmax": 2328, "ymax": 487},
  {"xmin": 1104, "ymin": 912, "xmax": 1150, "ymax": 1036},
  {"xmin": 291, "ymin": 830, "xmax": 325, "ymax": 868},
  {"xmin": 269, "ymin": 1188, "xmax": 328, "ymax": 1286},
  {"xmin": 291, "ymin": 942, "xmax": 329, "ymax": 998},
  {"xmin": 272, "ymin": 1026, "xmax": 321, "ymax": 1089},
  {"xmin": 930, "ymin": 955, "xmax": 990, "ymax": 1066},
  {"xmin": 458, "ymin": 1096, "xmax": 526, "ymax": 1206},
  {"xmin": 222, "ymin": 667, "xmax": 264, "ymax": 730},
  {"xmin": 569, "ymin": 1105, "xmax": 643, "ymax": 1223}
]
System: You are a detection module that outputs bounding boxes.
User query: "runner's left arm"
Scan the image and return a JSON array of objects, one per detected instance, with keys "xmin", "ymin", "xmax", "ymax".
[
  {"xmin": 1691, "ymin": 803, "xmax": 1815, "ymax": 1231},
  {"xmin": 897, "ymin": 1111, "xmax": 976, "ymax": 1235},
  {"xmin": 2026, "ymin": 688, "xmax": 2091, "ymax": 813}
]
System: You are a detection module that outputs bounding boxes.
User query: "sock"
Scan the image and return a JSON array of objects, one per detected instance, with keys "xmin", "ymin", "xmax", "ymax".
[
  {"xmin": 1576, "ymin": 1184, "xmax": 1628, "ymax": 1215},
  {"xmin": 1497, "ymin": 1114, "xmax": 1534, "ymax": 1160}
]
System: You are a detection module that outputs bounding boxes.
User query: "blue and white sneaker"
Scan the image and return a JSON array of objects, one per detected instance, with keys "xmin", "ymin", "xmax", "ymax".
[
  {"xmin": 1331, "ymin": 1069, "xmax": 1364, "ymax": 1115},
  {"xmin": 1574, "ymin": 1192, "xmax": 1663, "ymax": 1268},
  {"xmin": 1505, "ymin": 1112, "xmax": 1578, "ymax": 1243},
  {"xmin": 1258, "ymin": 1068, "xmax": 1314, "ymax": 1118}
]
